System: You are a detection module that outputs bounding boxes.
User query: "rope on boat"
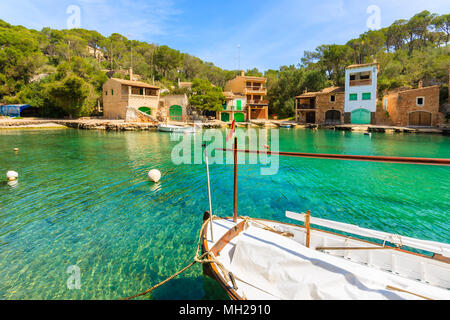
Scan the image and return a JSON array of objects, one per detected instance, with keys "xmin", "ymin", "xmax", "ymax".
[
  {"xmin": 121, "ymin": 252, "xmax": 208, "ymax": 300},
  {"xmin": 121, "ymin": 215, "xmax": 294, "ymax": 299},
  {"xmin": 121, "ymin": 218, "xmax": 230, "ymax": 300}
]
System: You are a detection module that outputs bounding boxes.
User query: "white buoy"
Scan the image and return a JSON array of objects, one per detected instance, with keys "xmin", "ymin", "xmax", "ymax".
[
  {"xmin": 148, "ymin": 169, "xmax": 161, "ymax": 183},
  {"xmin": 13, "ymin": 148, "xmax": 19, "ymax": 152},
  {"xmin": 6, "ymin": 171, "xmax": 18, "ymax": 181}
]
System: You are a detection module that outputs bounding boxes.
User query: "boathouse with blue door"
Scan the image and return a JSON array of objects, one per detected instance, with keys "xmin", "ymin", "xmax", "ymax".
[{"xmin": 0, "ymin": 104, "xmax": 31, "ymax": 117}]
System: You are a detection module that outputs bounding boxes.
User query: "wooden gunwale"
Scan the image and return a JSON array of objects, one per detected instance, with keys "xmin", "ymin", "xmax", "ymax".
[{"xmin": 201, "ymin": 217, "xmax": 243, "ymax": 300}]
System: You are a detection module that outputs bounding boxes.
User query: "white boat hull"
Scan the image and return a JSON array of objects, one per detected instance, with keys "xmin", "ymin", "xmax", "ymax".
[
  {"xmin": 202, "ymin": 216, "xmax": 450, "ymax": 300},
  {"xmin": 158, "ymin": 124, "xmax": 195, "ymax": 133}
]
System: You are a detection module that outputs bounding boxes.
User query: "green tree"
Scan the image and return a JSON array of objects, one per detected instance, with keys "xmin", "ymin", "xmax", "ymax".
[
  {"xmin": 245, "ymin": 68, "xmax": 263, "ymax": 77},
  {"xmin": 189, "ymin": 78, "xmax": 226, "ymax": 114},
  {"xmin": 44, "ymin": 75, "xmax": 96, "ymax": 118},
  {"xmin": 433, "ymin": 14, "xmax": 450, "ymax": 46}
]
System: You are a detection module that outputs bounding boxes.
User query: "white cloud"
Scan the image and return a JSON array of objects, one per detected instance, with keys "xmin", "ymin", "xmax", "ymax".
[{"xmin": 1, "ymin": 0, "xmax": 448, "ymax": 71}]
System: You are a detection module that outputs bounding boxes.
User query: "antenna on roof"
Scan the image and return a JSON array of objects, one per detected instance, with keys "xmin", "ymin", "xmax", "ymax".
[
  {"xmin": 110, "ymin": 39, "xmax": 114, "ymax": 71},
  {"xmin": 128, "ymin": 34, "xmax": 133, "ymax": 70},
  {"xmin": 237, "ymin": 44, "xmax": 241, "ymax": 71}
]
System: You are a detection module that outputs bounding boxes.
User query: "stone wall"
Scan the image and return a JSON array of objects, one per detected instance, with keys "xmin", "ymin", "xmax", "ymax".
[
  {"xmin": 384, "ymin": 86, "xmax": 443, "ymax": 126},
  {"xmin": 128, "ymin": 95, "xmax": 159, "ymax": 113},
  {"xmin": 162, "ymin": 94, "xmax": 189, "ymax": 121},
  {"xmin": 125, "ymin": 107, "xmax": 158, "ymax": 123},
  {"xmin": 103, "ymin": 80, "xmax": 126, "ymax": 119},
  {"xmin": 315, "ymin": 93, "xmax": 345, "ymax": 124}
]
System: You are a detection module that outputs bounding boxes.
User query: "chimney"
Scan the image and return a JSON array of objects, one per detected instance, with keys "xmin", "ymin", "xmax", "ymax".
[
  {"xmin": 418, "ymin": 80, "xmax": 423, "ymax": 89},
  {"xmin": 129, "ymin": 67, "xmax": 133, "ymax": 81},
  {"xmin": 241, "ymin": 70, "xmax": 245, "ymax": 77}
]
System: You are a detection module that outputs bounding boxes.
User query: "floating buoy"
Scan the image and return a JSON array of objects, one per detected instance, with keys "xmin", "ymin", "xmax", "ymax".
[
  {"xmin": 13, "ymin": 148, "xmax": 19, "ymax": 152},
  {"xmin": 6, "ymin": 171, "xmax": 18, "ymax": 181},
  {"xmin": 148, "ymin": 169, "xmax": 161, "ymax": 183}
]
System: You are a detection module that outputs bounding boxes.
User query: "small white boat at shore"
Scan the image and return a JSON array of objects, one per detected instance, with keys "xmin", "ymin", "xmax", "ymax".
[{"xmin": 158, "ymin": 124, "xmax": 196, "ymax": 133}]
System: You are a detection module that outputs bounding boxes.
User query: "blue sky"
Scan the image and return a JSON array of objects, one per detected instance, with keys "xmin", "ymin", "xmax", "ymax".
[{"xmin": 0, "ymin": 0, "xmax": 449, "ymax": 71}]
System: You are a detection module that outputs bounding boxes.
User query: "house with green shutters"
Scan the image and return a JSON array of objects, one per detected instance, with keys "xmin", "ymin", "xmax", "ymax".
[
  {"xmin": 217, "ymin": 91, "xmax": 247, "ymax": 123},
  {"xmin": 344, "ymin": 62, "xmax": 379, "ymax": 124}
]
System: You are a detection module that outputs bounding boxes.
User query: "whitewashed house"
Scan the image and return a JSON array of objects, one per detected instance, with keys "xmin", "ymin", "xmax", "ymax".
[{"xmin": 344, "ymin": 62, "xmax": 379, "ymax": 124}]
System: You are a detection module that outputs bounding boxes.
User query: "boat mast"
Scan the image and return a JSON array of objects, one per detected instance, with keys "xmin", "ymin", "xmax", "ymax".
[
  {"xmin": 203, "ymin": 142, "xmax": 214, "ymax": 241},
  {"xmin": 233, "ymin": 137, "xmax": 238, "ymax": 223}
]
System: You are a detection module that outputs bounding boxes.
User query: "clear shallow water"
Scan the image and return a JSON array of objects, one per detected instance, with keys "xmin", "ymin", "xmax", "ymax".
[{"xmin": 0, "ymin": 128, "xmax": 449, "ymax": 300}]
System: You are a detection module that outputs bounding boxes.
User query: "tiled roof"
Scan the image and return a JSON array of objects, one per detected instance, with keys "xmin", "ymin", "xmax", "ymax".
[
  {"xmin": 346, "ymin": 62, "xmax": 379, "ymax": 70},
  {"xmin": 110, "ymin": 78, "xmax": 160, "ymax": 89},
  {"xmin": 223, "ymin": 91, "xmax": 245, "ymax": 98},
  {"xmin": 296, "ymin": 86, "xmax": 344, "ymax": 98}
]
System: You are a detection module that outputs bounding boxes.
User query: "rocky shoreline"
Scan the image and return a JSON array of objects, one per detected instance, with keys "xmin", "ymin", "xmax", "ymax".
[{"xmin": 0, "ymin": 118, "xmax": 448, "ymax": 135}]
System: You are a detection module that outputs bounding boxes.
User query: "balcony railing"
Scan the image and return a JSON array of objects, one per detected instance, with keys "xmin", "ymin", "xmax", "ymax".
[
  {"xmin": 245, "ymin": 86, "xmax": 267, "ymax": 92},
  {"xmin": 296, "ymin": 104, "xmax": 315, "ymax": 110},
  {"xmin": 350, "ymin": 79, "xmax": 372, "ymax": 87},
  {"xmin": 247, "ymin": 100, "xmax": 268, "ymax": 105}
]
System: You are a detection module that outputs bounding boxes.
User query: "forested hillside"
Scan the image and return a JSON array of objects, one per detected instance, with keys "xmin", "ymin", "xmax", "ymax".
[
  {"xmin": 0, "ymin": 19, "xmax": 237, "ymax": 117},
  {"xmin": 267, "ymin": 10, "xmax": 450, "ymax": 118},
  {"xmin": 0, "ymin": 10, "xmax": 449, "ymax": 118}
]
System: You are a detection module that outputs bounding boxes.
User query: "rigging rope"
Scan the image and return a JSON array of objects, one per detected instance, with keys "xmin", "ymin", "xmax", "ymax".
[{"xmin": 121, "ymin": 217, "xmax": 232, "ymax": 300}]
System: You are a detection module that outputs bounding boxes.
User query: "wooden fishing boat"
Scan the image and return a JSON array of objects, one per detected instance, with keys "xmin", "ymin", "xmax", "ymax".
[
  {"xmin": 201, "ymin": 212, "xmax": 450, "ymax": 300},
  {"xmin": 158, "ymin": 124, "xmax": 196, "ymax": 133},
  {"xmin": 199, "ymin": 140, "xmax": 450, "ymax": 300},
  {"xmin": 278, "ymin": 122, "xmax": 293, "ymax": 128}
]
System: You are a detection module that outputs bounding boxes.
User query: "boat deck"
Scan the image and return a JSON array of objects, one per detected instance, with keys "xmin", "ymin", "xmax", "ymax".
[{"xmin": 204, "ymin": 217, "xmax": 450, "ymax": 300}]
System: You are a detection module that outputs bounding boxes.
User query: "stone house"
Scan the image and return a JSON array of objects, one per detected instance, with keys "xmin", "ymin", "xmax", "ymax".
[
  {"xmin": 161, "ymin": 94, "xmax": 189, "ymax": 122},
  {"xmin": 382, "ymin": 85, "xmax": 442, "ymax": 127},
  {"xmin": 102, "ymin": 77, "xmax": 160, "ymax": 121},
  {"xmin": 295, "ymin": 87, "xmax": 345, "ymax": 124}
]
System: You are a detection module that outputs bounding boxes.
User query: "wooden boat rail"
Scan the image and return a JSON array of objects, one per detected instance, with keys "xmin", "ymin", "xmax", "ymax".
[{"xmin": 217, "ymin": 148, "xmax": 450, "ymax": 166}]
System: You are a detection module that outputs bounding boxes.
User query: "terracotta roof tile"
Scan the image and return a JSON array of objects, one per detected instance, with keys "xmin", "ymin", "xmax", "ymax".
[{"xmin": 111, "ymin": 78, "xmax": 160, "ymax": 89}]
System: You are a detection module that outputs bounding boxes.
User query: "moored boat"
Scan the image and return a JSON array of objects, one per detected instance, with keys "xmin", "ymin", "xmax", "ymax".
[
  {"xmin": 278, "ymin": 122, "xmax": 293, "ymax": 128},
  {"xmin": 158, "ymin": 124, "xmax": 196, "ymax": 133},
  {"xmin": 200, "ymin": 212, "xmax": 450, "ymax": 300},
  {"xmin": 199, "ymin": 140, "xmax": 450, "ymax": 300}
]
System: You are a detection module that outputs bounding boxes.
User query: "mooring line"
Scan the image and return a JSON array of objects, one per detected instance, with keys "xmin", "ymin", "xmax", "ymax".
[
  {"xmin": 121, "ymin": 252, "xmax": 208, "ymax": 300},
  {"xmin": 121, "ymin": 219, "xmax": 213, "ymax": 300}
]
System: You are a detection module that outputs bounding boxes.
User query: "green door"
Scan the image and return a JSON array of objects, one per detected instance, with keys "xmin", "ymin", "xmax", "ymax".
[
  {"xmin": 351, "ymin": 108, "xmax": 371, "ymax": 124},
  {"xmin": 221, "ymin": 112, "xmax": 230, "ymax": 122},
  {"xmin": 169, "ymin": 105, "xmax": 182, "ymax": 121},
  {"xmin": 234, "ymin": 112, "xmax": 245, "ymax": 122},
  {"xmin": 236, "ymin": 100, "xmax": 242, "ymax": 111}
]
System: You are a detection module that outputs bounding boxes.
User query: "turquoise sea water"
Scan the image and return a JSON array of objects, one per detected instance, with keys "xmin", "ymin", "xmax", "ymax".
[{"xmin": 0, "ymin": 128, "xmax": 449, "ymax": 300}]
